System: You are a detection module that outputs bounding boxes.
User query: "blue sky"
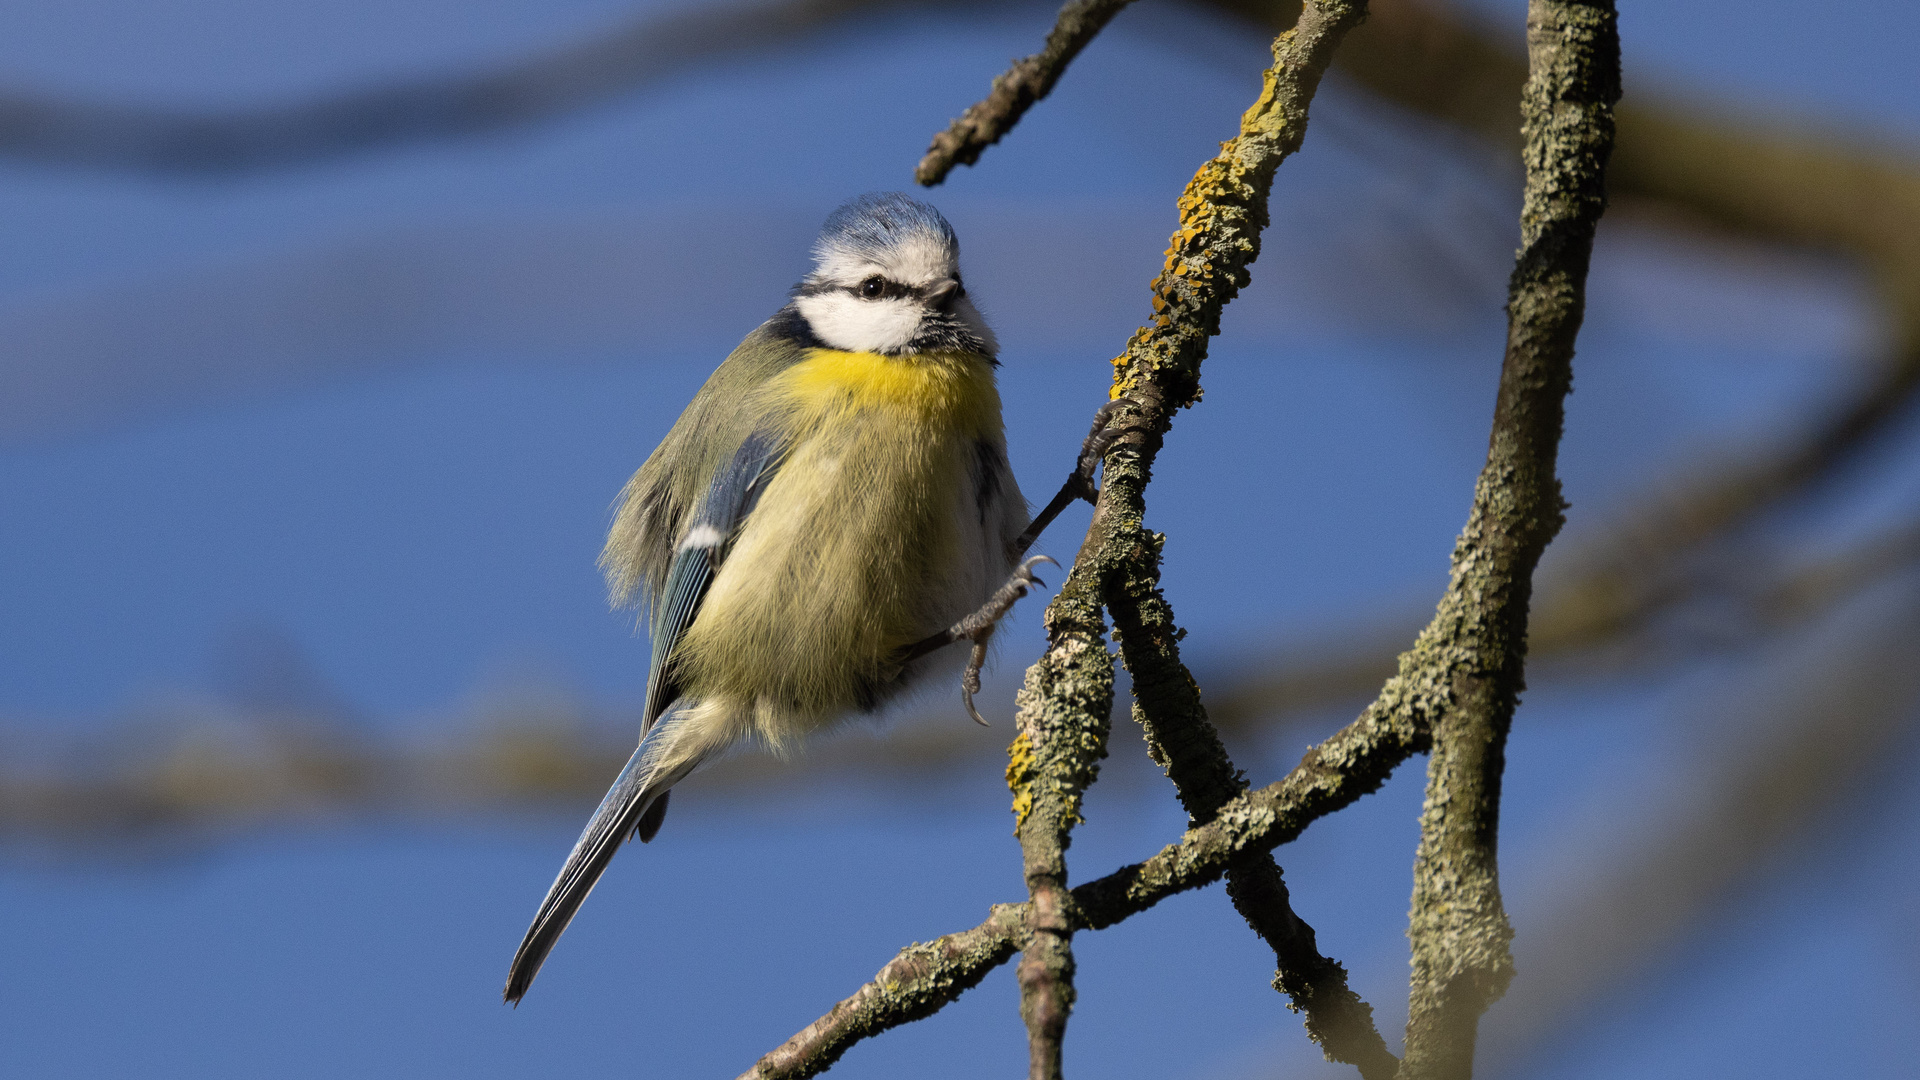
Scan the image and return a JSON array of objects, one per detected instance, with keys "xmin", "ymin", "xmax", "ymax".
[{"xmin": 1, "ymin": 1, "xmax": 1917, "ymax": 1077}]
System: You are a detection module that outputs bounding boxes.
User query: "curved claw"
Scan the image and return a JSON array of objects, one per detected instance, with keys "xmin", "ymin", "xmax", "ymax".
[
  {"xmin": 1012, "ymin": 554, "xmax": 1060, "ymax": 593},
  {"xmin": 960, "ymin": 640, "xmax": 991, "ymax": 726},
  {"xmin": 950, "ymin": 554, "xmax": 1063, "ymax": 727},
  {"xmin": 1075, "ymin": 397, "xmax": 1145, "ymax": 502}
]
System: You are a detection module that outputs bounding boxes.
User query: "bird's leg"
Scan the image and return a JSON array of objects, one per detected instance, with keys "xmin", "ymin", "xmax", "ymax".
[
  {"xmin": 896, "ymin": 555, "xmax": 1057, "ymax": 723},
  {"xmin": 953, "ymin": 555, "xmax": 1055, "ymax": 726},
  {"xmin": 1011, "ymin": 397, "xmax": 1140, "ymax": 558},
  {"xmin": 896, "ymin": 400, "xmax": 1138, "ymax": 721}
]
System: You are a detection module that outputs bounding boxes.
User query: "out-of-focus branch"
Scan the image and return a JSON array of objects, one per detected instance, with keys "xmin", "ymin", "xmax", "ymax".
[
  {"xmin": 1204, "ymin": 511, "xmax": 1920, "ymax": 730},
  {"xmin": 1107, "ymin": 530, "xmax": 1398, "ymax": 1078},
  {"xmin": 1480, "ymin": 576, "xmax": 1920, "ymax": 1076},
  {"xmin": 915, "ymin": 0, "xmax": 1138, "ymax": 186},
  {"xmin": 0, "ymin": 0, "xmax": 922, "ymax": 172},
  {"xmin": 8, "ymin": 513, "xmax": 1918, "ymax": 844},
  {"xmin": 3, "ymin": 0, "xmax": 1910, "ymax": 721},
  {"xmin": 2, "ymin": 0, "xmax": 1907, "ymax": 741},
  {"xmin": 1401, "ymin": 3, "xmax": 1615, "ymax": 1076}
]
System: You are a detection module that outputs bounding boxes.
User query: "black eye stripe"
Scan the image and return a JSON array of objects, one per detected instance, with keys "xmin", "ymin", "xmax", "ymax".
[
  {"xmin": 848, "ymin": 278, "xmax": 961, "ymax": 302},
  {"xmin": 796, "ymin": 276, "xmax": 964, "ymax": 302}
]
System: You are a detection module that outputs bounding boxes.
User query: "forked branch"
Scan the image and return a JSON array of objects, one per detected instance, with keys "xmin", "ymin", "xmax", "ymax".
[
  {"xmin": 1105, "ymin": 533, "xmax": 1398, "ymax": 1079},
  {"xmin": 745, "ymin": 1, "xmax": 1376, "ymax": 1074}
]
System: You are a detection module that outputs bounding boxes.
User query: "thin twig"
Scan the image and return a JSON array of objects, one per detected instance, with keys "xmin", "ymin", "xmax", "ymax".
[
  {"xmin": 915, "ymin": 0, "xmax": 1140, "ymax": 186},
  {"xmin": 1105, "ymin": 529, "xmax": 1398, "ymax": 1079},
  {"xmin": 1399, "ymin": 4, "xmax": 1618, "ymax": 1077}
]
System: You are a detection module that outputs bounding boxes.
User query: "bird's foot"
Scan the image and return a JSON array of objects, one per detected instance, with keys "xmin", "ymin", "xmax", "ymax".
[
  {"xmin": 1010, "ymin": 398, "xmax": 1143, "ymax": 559},
  {"xmin": 1070, "ymin": 397, "xmax": 1138, "ymax": 502},
  {"xmin": 951, "ymin": 555, "xmax": 1057, "ymax": 726}
]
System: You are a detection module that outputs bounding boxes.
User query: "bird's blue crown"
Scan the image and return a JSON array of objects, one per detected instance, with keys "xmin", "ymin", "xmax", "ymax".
[{"xmin": 814, "ymin": 192, "xmax": 958, "ymax": 263}]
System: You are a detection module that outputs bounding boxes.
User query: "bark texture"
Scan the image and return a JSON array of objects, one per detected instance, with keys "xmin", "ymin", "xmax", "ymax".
[
  {"xmin": 1398, "ymin": 3, "xmax": 1618, "ymax": 1077},
  {"xmin": 1107, "ymin": 534, "xmax": 1398, "ymax": 1079},
  {"xmin": 1000, "ymin": 4, "xmax": 1370, "ymax": 1072}
]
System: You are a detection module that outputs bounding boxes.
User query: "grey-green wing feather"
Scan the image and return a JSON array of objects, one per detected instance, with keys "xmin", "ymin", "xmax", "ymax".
[
  {"xmin": 505, "ymin": 386, "xmax": 790, "ymax": 1004},
  {"xmin": 600, "ymin": 321, "xmax": 811, "ymax": 610}
]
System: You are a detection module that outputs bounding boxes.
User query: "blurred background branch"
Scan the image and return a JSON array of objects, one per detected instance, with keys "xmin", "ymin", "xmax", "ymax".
[
  {"xmin": 0, "ymin": 0, "xmax": 932, "ymax": 173},
  {"xmin": 10, "ymin": 501, "xmax": 1914, "ymax": 845},
  {"xmin": 1478, "ymin": 574, "xmax": 1920, "ymax": 1076}
]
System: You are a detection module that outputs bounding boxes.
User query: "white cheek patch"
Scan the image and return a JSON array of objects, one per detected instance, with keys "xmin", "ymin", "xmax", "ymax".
[{"xmin": 794, "ymin": 292, "xmax": 922, "ymax": 353}]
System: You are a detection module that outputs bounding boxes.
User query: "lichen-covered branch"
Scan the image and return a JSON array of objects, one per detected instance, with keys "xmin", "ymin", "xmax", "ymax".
[
  {"xmin": 1104, "ymin": 0, "xmax": 1367, "ymax": 418},
  {"xmin": 1398, "ymin": 4, "xmax": 1618, "ymax": 1078},
  {"xmin": 993, "ymin": 4, "xmax": 1369, "ymax": 1073},
  {"xmin": 733, "ymin": 562, "xmax": 1920, "ymax": 1080},
  {"xmin": 735, "ymin": 905, "xmax": 1028, "ymax": 1080},
  {"xmin": 1106, "ymin": 530, "xmax": 1398, "ymax": 1079},
  {"xmin": 740, "ymin": 687, "xmax": 1429, "ymax": 1080},
  {"xmin": 915, "ymin": 0, "xmax": 1139, "ymax": 186},
  {"xmin": 1005, "ymin": 569, "xmax": 1114, "ymax": 1080}
]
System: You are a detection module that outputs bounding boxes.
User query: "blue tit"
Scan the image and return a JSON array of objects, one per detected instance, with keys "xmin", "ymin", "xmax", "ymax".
[{"xmin": 505, "ymin": 193, "xmax": 1042, "ymax": 1004}]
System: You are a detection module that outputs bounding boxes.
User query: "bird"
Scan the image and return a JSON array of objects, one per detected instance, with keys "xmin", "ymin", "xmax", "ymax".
[{"xmin": 502, "ymin": 193, "xmax": 1119, "ymax": 1005}]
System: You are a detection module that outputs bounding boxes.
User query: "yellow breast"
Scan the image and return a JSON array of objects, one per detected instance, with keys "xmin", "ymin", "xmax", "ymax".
[
  {"xmin": 673, "ymin": 346, "xmax": 1011, "ymax": 734},
  {"xmin": 770, "ymin": 348, "xmax": 1002, "ymax": 437}
]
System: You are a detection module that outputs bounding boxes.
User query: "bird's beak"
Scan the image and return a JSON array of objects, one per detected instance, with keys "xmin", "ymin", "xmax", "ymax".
[{"xmin": 924, "ymin": 278, "xmax": 960, "ymax": 312}]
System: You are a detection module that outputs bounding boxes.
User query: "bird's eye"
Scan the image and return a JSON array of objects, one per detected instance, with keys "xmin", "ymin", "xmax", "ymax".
[{"xmin": 859, "ymin": 277, "xmax": 886, "ymax": 299}]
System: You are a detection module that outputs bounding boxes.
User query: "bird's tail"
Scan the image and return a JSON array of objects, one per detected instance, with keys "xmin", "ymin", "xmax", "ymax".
[{"xmin": 503, "ymin": 724, "xmax": 704, "ymax": 1004}]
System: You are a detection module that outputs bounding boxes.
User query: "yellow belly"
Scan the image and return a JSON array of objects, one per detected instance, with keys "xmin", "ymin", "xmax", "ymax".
[{"xmin": 673, "ymin": 349, "xmax": 1018, "ymax": 733}]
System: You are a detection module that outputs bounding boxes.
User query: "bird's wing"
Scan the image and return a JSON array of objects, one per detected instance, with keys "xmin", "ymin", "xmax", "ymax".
[
  {"xmin": 602, "ymin": 321, "xmax": 812, "ymax": 610},
  {"xmin": 640, "ymin": 426, "xmax": 783, "ymax": 733},
  {"xmin": 504, "ymin": 427, "xmax": 784, "ymax": 1005}
]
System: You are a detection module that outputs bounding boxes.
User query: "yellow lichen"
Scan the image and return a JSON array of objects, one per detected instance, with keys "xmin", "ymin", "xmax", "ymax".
[{"xmin": 1005, "ymin": 730, "xmax": 1036, "ymax": 834}]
